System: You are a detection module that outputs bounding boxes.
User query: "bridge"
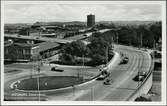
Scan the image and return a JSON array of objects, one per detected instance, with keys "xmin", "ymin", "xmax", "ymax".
[{"xmin": 4, "ymin": 29, "xmax": 113, "ymax": 44}]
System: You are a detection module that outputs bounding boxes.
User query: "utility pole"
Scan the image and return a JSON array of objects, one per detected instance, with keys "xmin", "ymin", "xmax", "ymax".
[
  {"xmin": 37, "ymin": 68, "xmax": 40, "ymax": 101},
  {"xmin": 82, "ymin": 54, "xmax": 84, "ymax": 81},
  {"xmin": 30, "ymin": 41, "xmax": 34, "ymax": 79},
  {"xmin": 140, "ymin": 33, "xmax": 143, "ymax": 48},
  {"xmin": 105, "ymin": 46, "xmax": 109, "ymax": 65},
  {"xmin": 138, "ymin": 60, "xmax": 140, "ymax": 88},
  {"xmin": 30, "ymin": 56, "xmax": 33, "ymax": 78},
  {"xmin": 34, "ymin": 46, "xmax": 40, "ymax": 101},
  {"xmin": 116, "ymin": 32, "xmax": 119, "ymax": 44},
  {"xmin": 37, "ymin": 55, "xmax": 42, "ymax": 101}
]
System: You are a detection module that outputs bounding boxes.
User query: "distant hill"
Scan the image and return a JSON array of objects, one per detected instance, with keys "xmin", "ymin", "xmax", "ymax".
[
  {"xmin": 32, "ymin": 21, "xmax": 86, "ymax": 26},
  {"xmin": 97, "ymin": 21, "xmax": 160, "ymax": 26},
  {"xmin": 5, "ymin": 20, "xmax": 160, "ymax": 28}
]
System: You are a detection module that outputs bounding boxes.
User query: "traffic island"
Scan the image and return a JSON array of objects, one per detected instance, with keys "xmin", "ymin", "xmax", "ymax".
[{"xmin": 13, "ymin": 76, "xmax": 89, "ymax": 91}]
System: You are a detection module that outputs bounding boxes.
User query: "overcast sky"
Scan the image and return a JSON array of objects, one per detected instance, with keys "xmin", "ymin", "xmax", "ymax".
[{"xmin": 4, "ymin": 2, "xmax": 162, "ymax": 23}]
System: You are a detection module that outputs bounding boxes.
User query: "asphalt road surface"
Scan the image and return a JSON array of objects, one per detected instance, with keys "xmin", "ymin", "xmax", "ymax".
[
  {"xmin": 46, "ymin": 44, "xmax": 152, "ymax": 101},
  {"xmin": 4, "ymin": 44, "xmax": 152, "ymax": 101}
]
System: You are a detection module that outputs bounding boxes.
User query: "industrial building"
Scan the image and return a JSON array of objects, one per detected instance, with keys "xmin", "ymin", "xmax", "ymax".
[
  {"xmin": 87, "ymin": 14, "xmax": 95, "ymax": 27},
  {"xmin": 4, "ymin": 40, "xmax": 60, "ymax": 62}
]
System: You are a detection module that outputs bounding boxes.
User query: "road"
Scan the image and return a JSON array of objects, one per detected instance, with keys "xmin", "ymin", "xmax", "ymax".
[
  {"xmin": 4, "ymin": 29, "xmax": 111, "ymax": 44},
  {"xmin": 65, "ymin": 29, "xmax": 111, "ymax": 40},
  {"xmin": 5, "ymin": 34, "xmax": 73, "ymax": 44},
  {"xmin": 47, "ymin": 44, "xmax": 151, "ymax": 101},
  {"xmin": 4, "ymin": 44, "xmax": 152, "ymax": 101}
]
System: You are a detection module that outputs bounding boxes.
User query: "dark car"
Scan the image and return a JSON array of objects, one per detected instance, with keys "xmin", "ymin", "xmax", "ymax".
[
  {"xmin": 96, "ymin": 75, "xmax": 107, "ymax": 80},
  {"xmin": 133, "ymin": 75, "xmax": 145, "ymax": 81},
  {"xmin": 133, "ymin": 72, "xmax": 147, "ymax": 82},
  {"xmin": 103, "ymin": 78, "xmax": 113, "ymax": 85},
  {"xmin": 120, "ymin": 57, "xmax": 129, "ymax": 64},
  {"xmin": 139, "ymin": 72, "xmax": 147, "ymax": 77},
  {"xmin": 51, "ymin": 67, "xmax": 64, "ymax": 72}
]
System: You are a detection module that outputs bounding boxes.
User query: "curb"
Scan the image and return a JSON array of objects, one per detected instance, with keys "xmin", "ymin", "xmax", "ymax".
[{"xmin": 10, "ymin": 51, "xmax": 120, "ymax": 94}]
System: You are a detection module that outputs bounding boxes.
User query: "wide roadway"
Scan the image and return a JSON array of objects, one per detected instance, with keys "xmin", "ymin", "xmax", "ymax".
[
  {"xmin": 4, "ymin": 44, "xmax": 152, "ymax": 101},
  {"xmin": 47, "ymin": 44, "xmax": 151, "ymax": 101}
]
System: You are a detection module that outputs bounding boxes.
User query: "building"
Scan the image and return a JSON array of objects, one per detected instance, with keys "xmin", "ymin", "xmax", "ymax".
[
  {"xmin": 4, "ymin": 41, "xmax": 39, "ymax": 62},
  {"xmin": 87, "ymin": 14, "xmax": 95, "ymax": 27},
  {"xmin": 4, "ymin": 40, "xmax": 60, "ymax": 62},
  {"xmin": 38, "ymin": 42, "xmax": 61, "ymax": 59}
]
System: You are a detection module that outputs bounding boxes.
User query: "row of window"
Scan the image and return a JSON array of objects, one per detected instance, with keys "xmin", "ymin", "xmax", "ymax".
[{"xmin": 5, "ymin": 48, "xmax": 31, "ymax": 55}]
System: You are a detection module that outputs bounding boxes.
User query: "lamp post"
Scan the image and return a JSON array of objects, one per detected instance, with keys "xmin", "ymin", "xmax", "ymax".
[
  {"xmin": 36, "ymin": 54, "xmax": 43, "ymax": 101},
  {"xmin": 140, "ymin": 33, "xmax": 143, "ymax": 48},
  {"xmin": 37, "ymin": 63, "xmax": 40, "ymax": 101},
  {"xmin": 31, "ymin": 45, "xmax": 40, "ymax": 101},
  {"xmin": 105, "ymin": 46, "xmax": 109, "ymax": 65},
  {"xmin": 82, "ymin": 54, "xmax": 85, "ymax": 81}
]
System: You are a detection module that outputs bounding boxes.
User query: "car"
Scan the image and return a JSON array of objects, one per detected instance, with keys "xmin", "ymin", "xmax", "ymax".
[
  {"xmin": 83, "ymin": 34, "xmax": 87, "ymax": 37},
  {"xmin": 123, "ymin": 57, "xmax": 129, "ymax": 63},
  {"xmin": 139, "ymin": 71, "xmax": 147, "ymax": 77},
  {"xmin": 103, "ymin": 78, "xmax": 113, "ymax": 85},
  {"xmin": 96, "ymin": 75, "xmax": 107, "ymax": 80},
  {"xmin": 120, "ymin": 57, "xmax": 129, "ymax": 64},
  {"xmin": 133, "ymin": 74, "xmax": 145, "ymax": 81},
  {"xmin": 51, "ymin": 67, "xmax": 64, "ymax": 72}
]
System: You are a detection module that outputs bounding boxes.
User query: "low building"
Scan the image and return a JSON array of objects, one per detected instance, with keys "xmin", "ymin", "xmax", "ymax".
[
  {"xmin": 4, "ymin": 41, "xmax": 61, "ymax": 62},
  {"xmin": 38, "ymin": 42, "xmax": 61, "ymax": 59},
  {"xmin": 4, "ymin": 41, "xmax": 39, "ymax": 62}
]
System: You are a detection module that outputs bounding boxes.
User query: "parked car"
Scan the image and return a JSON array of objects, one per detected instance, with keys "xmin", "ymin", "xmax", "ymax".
[
  {"xmin": 51, "ymin": 67, "xmax": 64, "ymax": 72},
  {"xmin": 103, "ymin": 78, "xmax": 113, "ymax": 85}
]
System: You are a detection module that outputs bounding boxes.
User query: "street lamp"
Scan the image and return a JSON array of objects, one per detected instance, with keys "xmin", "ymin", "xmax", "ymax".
[
  {"xmin": 105, "ymin": 46, "xmax": 109, "ymax": 65},
  {"xmin": 37, "ymin": 62, "xmax": 40, "ymax": 101},
  {"xmin": 82, "ymin": 53, "xmax": 85, "ymax": 81}
]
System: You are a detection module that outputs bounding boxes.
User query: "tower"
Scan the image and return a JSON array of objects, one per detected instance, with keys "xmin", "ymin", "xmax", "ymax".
[{"xmin": 87, "ymin": 14, "xmax": 95, "ymax": 27}]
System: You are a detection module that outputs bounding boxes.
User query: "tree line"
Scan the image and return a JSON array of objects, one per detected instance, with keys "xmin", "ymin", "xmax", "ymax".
[
  {"xmin": 58, "ymin": 32, "xmax": 114, "ymax": 66},
  {"xmin": 116, "ymin": 22, "xmax": 161, "ymax": 49}
]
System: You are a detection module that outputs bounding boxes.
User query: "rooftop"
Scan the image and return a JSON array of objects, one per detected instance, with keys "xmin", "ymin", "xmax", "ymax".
[
  {"xmin": 37, "ymin": 42, "xmax": 60, "ymax": 52},
  {"xmin": 5, "ymin": 41, "xmax": 60, "ymax": 53},
  {"xmin": 4, "ymin": 40, "xmax": 37, "ymax": 47}
]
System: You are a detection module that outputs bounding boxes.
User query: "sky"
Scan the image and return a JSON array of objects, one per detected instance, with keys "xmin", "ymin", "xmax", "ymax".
[{"xmin": 4, "ymin": 2, "xmax": 162, "ymax": 24}]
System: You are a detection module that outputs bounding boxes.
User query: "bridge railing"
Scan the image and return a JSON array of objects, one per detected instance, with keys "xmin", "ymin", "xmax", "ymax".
[{"xmin": 126, "ymin": 52, "xmax": 154, "ymax": 101}]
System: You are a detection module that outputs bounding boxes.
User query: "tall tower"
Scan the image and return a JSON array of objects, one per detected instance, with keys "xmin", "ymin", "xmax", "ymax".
[{"xmin": 87, "ymin": 14, "xmax": 95, "ymax": 27}]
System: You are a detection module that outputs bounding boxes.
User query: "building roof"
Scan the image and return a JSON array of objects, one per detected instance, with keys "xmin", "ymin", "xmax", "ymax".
[
  {"xmin": 5, "ymin": 40, "xmax": 60, "ymax": 53},
  {"xmin": 5, "ymin": 41, "xmax": 38, "ymax": 48},
  {"xmin": 37, "ymin": 42, "xmax": 60, "ymax": 52},
  {"xmin": 14, "ymin": 43, "xmax": 37, "ymax": 48}
]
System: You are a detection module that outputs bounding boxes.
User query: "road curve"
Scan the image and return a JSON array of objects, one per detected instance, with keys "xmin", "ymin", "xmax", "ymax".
[
  {"xmin": 4, "ymin": 44, "xmax": 152, "ymax": 101},
  {"xmin": 67, "ymin": 44, "xmax": 152, "ymax": 101}
]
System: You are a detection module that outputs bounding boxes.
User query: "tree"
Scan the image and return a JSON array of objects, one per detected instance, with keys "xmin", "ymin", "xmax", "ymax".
[
  {"xmin": 59, "ymin": 53, "xmax": 75, "ymax": 64},
  {"xmin": 87, "ymin": 32, "xmax": 111, "ymax": 65},
  {"xmin": 61, "ymin": 40, "xmax": 88, "ymax": 57},
  {"xmin": 149, "ymin": 22, "xmax": 162, "ymax": 48},
  {"xmin": 59, "ymin": 40, "xmax": 89, "ymax": 65}
]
